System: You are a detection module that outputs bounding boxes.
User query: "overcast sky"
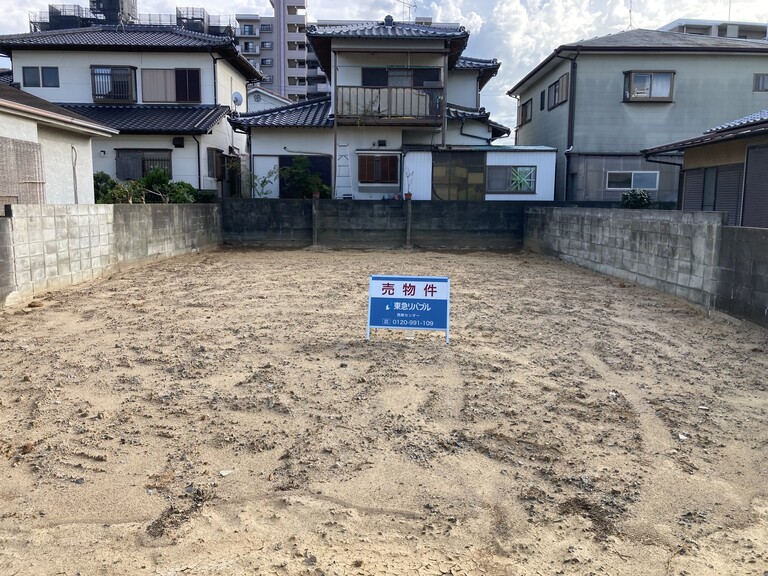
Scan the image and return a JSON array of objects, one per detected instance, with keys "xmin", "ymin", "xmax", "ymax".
[{"xmin": 3, "ymin": 0, "xmax": 768, "ymax": 130}]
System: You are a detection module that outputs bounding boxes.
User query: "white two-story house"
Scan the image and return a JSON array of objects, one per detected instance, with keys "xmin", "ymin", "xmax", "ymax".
[
  {"xmin": 0, "ymin": 26, "xmax": 262, "ymax": 198},
  {"xmin": 508, "ymin": 29, "xmax": 768, "ymax": 204},
  {"xmin": 230, "ymin": 16, "xmax": 556, "ymax": 201}
]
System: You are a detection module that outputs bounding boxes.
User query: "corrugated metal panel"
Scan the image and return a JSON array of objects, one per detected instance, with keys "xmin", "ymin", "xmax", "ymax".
[
  {"xmin": 743, "ymin": 146, "xmax": 768, "ymax": 228},
  {"xmin": 714, "ymin": 164, "xmax": 743, "ymax": 226},
  {"xmin": 403, "ymin": 151, "xmax": 432, "ymax": 200},
  {"xmin": 682, "ymin": 168, "xmax": 704, "ymax": 211}
]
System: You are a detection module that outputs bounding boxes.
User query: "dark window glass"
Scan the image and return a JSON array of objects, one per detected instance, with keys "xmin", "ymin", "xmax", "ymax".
[
  {"xmin": 175, "ymin": 69, "xmax": 201, "ymax": 102},
  {"xmin": 22, "ymin": 67, "xmax": 40, "ymax": 87},
  {"xmin": 362, "ymin": 68, "xmax": 388, "ymax": 87},
  {"xmin": 41, "ymin": 67, "xmax": 59, "ymax": 87}
]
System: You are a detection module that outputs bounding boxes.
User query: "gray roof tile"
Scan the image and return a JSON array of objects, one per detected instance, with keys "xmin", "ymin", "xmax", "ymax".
[
  {"xmin": 455, "ymin": 56, "xmax": 500, "ymax": 90},
  {"xmin": 0, "ymin": 26, "xmax": 261, "ymax": 81},
  {"xmin": 0, "ymin": 70, "xmax": 12, "ymax": 85},
  {"xmin": 706, "ymin": 109, "xmax": 768, "ymax": 132},
  {"xmin": 57, "ymin": 103, "xmax": 230, "ymax": 134},
  {"xmin": 230, "ymin": 96, "xmax": 333, "ymax": 129}
]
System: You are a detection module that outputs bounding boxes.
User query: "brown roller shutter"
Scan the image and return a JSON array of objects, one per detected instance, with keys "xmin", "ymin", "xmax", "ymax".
[
  {"xmin": 682, "ymin": 168, "xmax": 704, "ymax": 210},
  {"xmin": 714, "ymin": 164, "xmax": 743, "ymax": 226},
  {"xmin": 743, "ymin": 146, "xmax": 768, "ymax": 228}
]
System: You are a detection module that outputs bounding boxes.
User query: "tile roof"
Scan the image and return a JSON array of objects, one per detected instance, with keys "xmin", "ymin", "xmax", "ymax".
[
  {"xmin": 455, "ymin": 57, "xmax": 500, "ymax": 90},
  {"xmin": 57, "ymin": 103, "xmax": 230, "ymax": 134},
  {"xmin": 643, "ymin": 109, "xmax": 768, "ymax": 155},
  {"xmin": 0, "ymin": 26, "xmax": 261, "ymax": 81},
  {"xmin": 0, "ymin": 70, "xmax": 12, "ymax": 85},
  {"xmin": 509, "ymin": 28, "xmax": 768, "ymax": 95},
  {"xmin": 0, "ymin": 85, "xmax": 115, "ymax": 135},
  {"xmin": 706, "ymin": 109, "xmax": 768, "ymax": 132},
  {"xmin": 446, "ymin": 103, "xmax": 510, "ymax": 140},
  {"xmin": 307, "ymin": 16, "xmax": 469, "ymax": 80},
  {"xmin": 229, "ymin": 96, "xmax": 333, "ymax": 129}
]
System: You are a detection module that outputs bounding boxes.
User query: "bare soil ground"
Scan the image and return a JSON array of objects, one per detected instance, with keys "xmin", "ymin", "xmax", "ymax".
[{"xmin": 0, "ymin": 247, "xmax": 766, "ymax": 576}]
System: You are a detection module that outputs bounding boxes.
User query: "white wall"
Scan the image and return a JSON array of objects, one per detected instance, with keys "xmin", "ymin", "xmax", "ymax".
[
  {"xmin": 446, "ymin": 70, "xmax": 479, "ymax": 109},
  {"xmin": 38, "ymin": 126, "xmax": 95, "ymax": 204},
  {"xmin": 0, "ymin": 112, "xmax": 38, "ymax": 141},
  {"xmin": 486, "ymin": 149, "xmax": 556, "ymax": 202},
  {"xmin": 12, "ymin": 50, "xmax": 224, "ymax": 105}
]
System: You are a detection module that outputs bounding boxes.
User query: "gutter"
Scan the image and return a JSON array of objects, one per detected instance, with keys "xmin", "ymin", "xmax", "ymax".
[
  {"xmin": 459, "ymin": 118, "xmax": 492, "ymax": 145},
  {"xmin": 0, "ymin": 100, "xmax": 117, "ymax": 137}
]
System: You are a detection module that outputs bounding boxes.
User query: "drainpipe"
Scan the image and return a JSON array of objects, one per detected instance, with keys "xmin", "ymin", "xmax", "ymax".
[
  {"xmin": 192, "ymin": 135, "xmax": 202, "ymax": 190},
  {"xmin": 71, "ymin": 145, "xmax": 79, "ymax": 204},
  {"xmin": 555, "ymin": 47, "xmax": 579, "ymax": 202},
  {"xmin": 441, "ymin": 48, "xmax": 448, "ymax": 147},
  {"xmin": 209, "ymin": 52, "xmax": 220, "ymax": 104}
]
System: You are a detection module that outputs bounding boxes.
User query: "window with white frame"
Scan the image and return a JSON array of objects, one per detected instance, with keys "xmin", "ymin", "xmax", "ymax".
[
  {"xmin": 547, "ymin": 73, "xmax": 569, "ymax": 110},
  {"xmin": 517, "ymin": 98, "xmax": 532, "ymax": 126},
  {"xmin": 623, "ymin": 71, "xmax": 674, "ymax": 102},
  {"xmin": 606, "ymin": 171, "xmax": 659, "ymax": 190},
  {"xmin": 487, "ymin": 166, "xmax": 537, "ymax": 194},
  {"xmin": 754, "ymin": 73, "xmax": 768, "ymax": 92}
]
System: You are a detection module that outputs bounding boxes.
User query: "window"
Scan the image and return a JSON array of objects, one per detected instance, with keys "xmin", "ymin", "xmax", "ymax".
[
  {"xmin": 517, "ymin": 98, "xmax": 532, "ymax": 126},
  {"xmin": 261, "ymin": 41, "xmax": 273, "ymax": 49},
  {"xmin": 361, "ymin": 67, "xmax": 441, "ymax": 87},
  {"xmin": 540, "ymin": 90, "xmax": 545, "ymax": 111},
  {"xmin": 487, "ymin": 166, "xmax": 537, "ymax": 194},
  {"xmin": 431, "ymin": 151, "xmax": 485, "ymax": 201},
  {"xmin": 207, "ymin": 148, "xmax": 225, "ymax": 180},
  {"xmin": 623, "ymin": 71, "xmax": 674, "ymax": 102},
  {"xmin": 141, "ymin": 69, "xmax": 201, "ymax": 103},
  {"xmin": 262, "ymin": 75, "xmax": 273, "ymax": 84},
  {"xmin": 606, "ymin": 171, "xmax": 659, "ymax": 190},
  {"xmin": 547, "ymin": 73, "xmax": 569, "ymax": 109},
  {"xmin": 22, "ymin": 66, "xmax": 59, "ymax": 87},
  {"xmin": 260, "ymin": 58, "xmax": 273, "ymax": 66},
  {"xmin": 754, "ymin": 73, "xmax": 768, "ymax": 92},
  {"xmin": 241, "ymin": 24, "xmax": 254, "ymax": 35},
  {"xmin": 242, "ymin": 41, "xmax": 256, "ymax": 52},
  {"xmin": 358, "ymin": 155, "xmax": 399, "ymax": 184},
  {"xmin": 116, "ymin": 149, "xmax": 171, "ymax": 180},
  {"xmin": 260, "ymin": 23, "xmax": 272, "ymax": 32},
  {"xmin": 91, "ymin": 66, "xmax": 136, "ymax": 103}
]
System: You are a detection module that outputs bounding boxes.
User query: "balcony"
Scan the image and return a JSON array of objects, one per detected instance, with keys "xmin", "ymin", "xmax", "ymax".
[{"xmin": 335, "ymin": 86, "xmax": 442, "ymax": 124}]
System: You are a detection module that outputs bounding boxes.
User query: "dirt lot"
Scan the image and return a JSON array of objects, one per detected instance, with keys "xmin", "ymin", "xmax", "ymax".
[{"xmin": 0, "ymin": 247, "xmax": 766, "ymax": 575}]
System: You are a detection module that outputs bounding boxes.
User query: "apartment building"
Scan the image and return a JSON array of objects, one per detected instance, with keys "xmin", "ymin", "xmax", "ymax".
[
  {"xmin": 659, "ymin": 18, "xmax": 768, "ymax": 40},
  {"xmin": 237, "ymin": 0, "xmax": 328, "ymax": 103}
]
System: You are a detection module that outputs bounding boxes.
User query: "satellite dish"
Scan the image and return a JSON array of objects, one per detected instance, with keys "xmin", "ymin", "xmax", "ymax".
[{"xmin": 232, "ymin": 91, "xmax": 243, "ymax": 107}]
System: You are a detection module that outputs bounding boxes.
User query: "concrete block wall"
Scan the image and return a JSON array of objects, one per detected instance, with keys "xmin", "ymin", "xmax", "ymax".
[
  {"xmin": 412, "ymin": 202, "xmax": 524, "ymax": 250},
  {"xmin": 524, "ymin": 207, "xmax": 727, "ymax": 307},
  {"xmin": 221, "ymin": 199, "xmax": 525, "ymax": 249},
  {"xmin": 221, "ymin": 198, "xmax": 312, "ymax": 246},
  {"xmin": 717, "ymin": 226, "xmax": 768, "ymax": 328},
  {"xmin": 1, "ymin": 204, "xmax": 220, "ymax": 307}
]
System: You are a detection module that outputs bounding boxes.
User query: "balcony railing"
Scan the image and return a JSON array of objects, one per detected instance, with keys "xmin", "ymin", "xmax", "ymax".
[{"xmin": 335, "ymin": 86, "xmax": 442, "ymax": 122}]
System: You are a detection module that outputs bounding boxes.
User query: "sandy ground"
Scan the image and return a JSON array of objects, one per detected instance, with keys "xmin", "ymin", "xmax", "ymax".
[{"xmin": 0, "ymin": 247, "xmax": 766, "ymax": 576}]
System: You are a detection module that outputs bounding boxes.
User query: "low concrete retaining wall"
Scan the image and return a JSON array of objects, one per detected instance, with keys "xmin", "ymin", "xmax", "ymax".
[
  {"xmin": 0, "ymin": 215, "xmax": 14, "ymax": 304},
  {"xmin": 1, "ymin": 203, "xmax": 220, "ymax": 306},
  {"xmin": 717, "ymin": 226, "xmax": 768, "ymax": 327},
  {"xmin": 222, "ymin": 199, "xmax": 525, "ymax": 250},
  {"xmin": 524, "ymin": 207, "xmax": 768, "ymax": 329}
]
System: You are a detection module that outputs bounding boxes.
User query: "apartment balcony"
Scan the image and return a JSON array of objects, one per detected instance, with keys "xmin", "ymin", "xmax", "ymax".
[
  {"xmin": 236, "ymin": 27, "xmax": 260, "ymax": 38},
  {"xmin": 335, "ymin": 86, "xmax": 442, "ymax": 125},
  {"xmin": 286, "ymin": 31, "xmax": 306, "ymax": 43},
  {"xmin": 286, "ymin": 49, "xmax": 306, "ymax": 60}
]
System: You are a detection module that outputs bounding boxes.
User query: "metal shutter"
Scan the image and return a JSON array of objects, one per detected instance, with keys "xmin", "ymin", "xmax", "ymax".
[
  {"xmin": 682, "ymin": 168, "xmax": 704, "ymax": 210},
  {"xmin": 714, "ymin": 164, "xmax": 743, "ymax": 226},
  {"xmin": 743, "ymin": 146, "xmax": 768, "ymax": 228}
]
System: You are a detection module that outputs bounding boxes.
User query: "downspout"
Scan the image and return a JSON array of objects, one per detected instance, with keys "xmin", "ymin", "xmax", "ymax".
[
  {"xmin": 441, "ymin": 46, "xmax": 448, "ymax": 147},
  {"xmin": 643, "ymin": 153, "xmax": 684, "ymax": 208},
  {"xmin": 209, "ymin": 52, "xmax": 220, "ymax": 105},
  {"xmin": 192, "ymin": 135, "xmax": 202, "ymax": 190},
  {"xmin": 555, "ymin": 47, "xmax": 579, "ymax": 202}
]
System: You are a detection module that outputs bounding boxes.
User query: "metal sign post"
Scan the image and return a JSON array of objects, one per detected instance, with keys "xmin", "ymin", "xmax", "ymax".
[{"xmin": 366, "ymin": 275, "xmax": 450, "ymax": 343}]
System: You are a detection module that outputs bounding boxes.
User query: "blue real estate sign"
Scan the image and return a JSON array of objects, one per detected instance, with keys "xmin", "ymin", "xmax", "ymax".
[{"xmin": 366, "ymin": 275, "xmax": 450, "ymax": 343}]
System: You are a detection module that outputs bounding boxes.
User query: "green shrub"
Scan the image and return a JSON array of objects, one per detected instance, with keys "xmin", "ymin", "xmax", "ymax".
[{"xmin": 621, "ymin": 188, "xmax": 652, "ymax": 209}]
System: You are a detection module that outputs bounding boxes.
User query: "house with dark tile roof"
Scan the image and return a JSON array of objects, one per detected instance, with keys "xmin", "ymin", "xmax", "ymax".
[
  {"xmin": 643, "ymin": 110, "xmax": 768, "ymax": 227},
  {"xmin": 0, "ymin": 84, "xmax": 116, "ymax": 204},
  {"xmin": 507, "ymin": 28, "xmax": 768, "ymax": 204},
  {"xmin": 0, "ymin": 26, "xmax": 262, "ymax": 197},
  {"xmin": 229, "ymin": 16, "xmax": 556, "ymax": 201}
]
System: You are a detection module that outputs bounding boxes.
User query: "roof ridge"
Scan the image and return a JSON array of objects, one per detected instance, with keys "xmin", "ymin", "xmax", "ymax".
[{"xmin": 239, "ymin": 95, "xmax": 330, "ymax": 118}]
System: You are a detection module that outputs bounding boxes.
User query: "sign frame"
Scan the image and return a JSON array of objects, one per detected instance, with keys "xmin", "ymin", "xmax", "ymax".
[{"xmin": 366, "ymin": 275, "xmax": 450, "ymax": 343}]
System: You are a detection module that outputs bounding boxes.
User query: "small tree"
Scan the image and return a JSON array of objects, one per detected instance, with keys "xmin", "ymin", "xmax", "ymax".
[
  {"xmin": 280, "ymin": 156, "xmax": 331, "ymax": 199},
  {"xmin": 621, "ymin": 188, "xmax": 652, "ymax": 209}
]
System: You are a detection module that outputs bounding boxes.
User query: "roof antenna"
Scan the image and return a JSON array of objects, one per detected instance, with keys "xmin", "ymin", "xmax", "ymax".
[
  {"xmin": 626, "ymin": 0, "xmax": 635, "ymax": 30},
  {"xmin": 395, "ymin": 0, "xmax": 416, "ymax": 23}
]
